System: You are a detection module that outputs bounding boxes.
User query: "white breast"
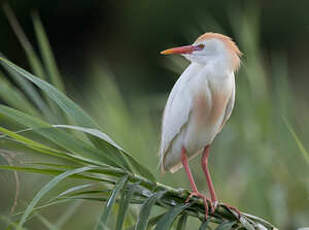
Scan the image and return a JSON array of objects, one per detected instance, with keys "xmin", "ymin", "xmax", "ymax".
[{"xmin": 160, "ymin": 63, "xmax": 235, "ymax": 173}]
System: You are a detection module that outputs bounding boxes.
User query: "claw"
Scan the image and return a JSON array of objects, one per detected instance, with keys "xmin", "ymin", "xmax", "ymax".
[
  {"xmin": 185, "ymin": 192, "xmax": 211, "ymax": 219},
  {"xmin": 185, "ymin": 191, "xmax": 203, "ymax": 203},
  {"xmin": 221, "ymin": 203, "xmax": 242, "ymax": 219},
  {"xmin": 212, "ymin": 200, "xmax": 218, "ymax": 209},
  {"xmin": 209, "ymin": 201, "xmax": 215, "ymax": 213}
]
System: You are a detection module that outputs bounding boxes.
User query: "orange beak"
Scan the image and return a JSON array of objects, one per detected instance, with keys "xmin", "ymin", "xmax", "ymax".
[{"xmin": 160, "ymin": 44, "xmax": 204, "ymax": 55}]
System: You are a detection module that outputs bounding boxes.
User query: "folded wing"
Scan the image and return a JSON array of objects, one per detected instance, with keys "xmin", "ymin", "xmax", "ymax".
[{"xmin": 160, "ymin": 63, "xmax": 202, "ymax": 171}]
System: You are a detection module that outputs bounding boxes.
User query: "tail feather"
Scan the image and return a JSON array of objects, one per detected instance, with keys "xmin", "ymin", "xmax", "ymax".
[
  {"xmin": 161, "ymin": 148, "xmax": 203, "ymax": 174},
  {"xmin": 169, "ymin": 162, "xmax": 183, "ymax": 173}
]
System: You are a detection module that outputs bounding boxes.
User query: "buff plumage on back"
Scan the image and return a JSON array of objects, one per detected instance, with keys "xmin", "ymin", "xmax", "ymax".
[{"xmin": 195, "ymin": 33, "xmax": 242, "ymax": 71}]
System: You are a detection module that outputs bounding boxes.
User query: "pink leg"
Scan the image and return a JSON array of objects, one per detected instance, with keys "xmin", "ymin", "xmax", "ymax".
[
  {"xmin": 201, "ymin": 146, "xmax": 242, "ymax": 218},
  {"xmin": 201, "ymin": 145, "xmax": 217, "ymax": 211},
  {"xmin": 181, "ymin": 147, "xmax": 198, "ymax": 193},
  {"xmin": 181, "ymin": 147, "xmax": 210, "ymax": 218}
]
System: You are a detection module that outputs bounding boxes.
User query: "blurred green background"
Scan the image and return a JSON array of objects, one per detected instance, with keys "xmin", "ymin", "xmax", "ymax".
[{"xmin": 0, "ymin": 0, "xmax": 308, "ymax": 229}]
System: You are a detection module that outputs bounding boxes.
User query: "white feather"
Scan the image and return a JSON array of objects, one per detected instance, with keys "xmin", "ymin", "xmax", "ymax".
[
  {"xmin": 160, "ymin": 62, "xmax": 235, "ymax": 173},
  {"xmin": 160, "ymin": 36, "xmax": 240, "ymax": 173},
  {"xmin": 160, "ymin": 63, "xmax": 202, "ymax": 164}
]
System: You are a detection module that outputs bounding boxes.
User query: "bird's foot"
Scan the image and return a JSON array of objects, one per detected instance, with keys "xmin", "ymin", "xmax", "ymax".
[
  {"xmin": 211, "ymin": 200, "xmax": 218, "ymax": 211},
  {"xmin": 185, "ymin": 191, "xmax": 213, "ymax": 219},
  {"xmin": 220, "ymin": 202, "xmax": 242, "ymax": 219},
  {"xmin": 185, "ymin": 191, "xmax": 207, "ymax": 203}
]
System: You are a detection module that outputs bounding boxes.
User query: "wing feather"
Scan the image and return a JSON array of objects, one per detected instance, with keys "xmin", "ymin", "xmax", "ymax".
[
  {"xmin": 219, "ymin": 78, "xmax": 235, "ymax": 131},
  {"xmin": 159, "ymin": 63, "xmax": 203, "ymax": 168}
]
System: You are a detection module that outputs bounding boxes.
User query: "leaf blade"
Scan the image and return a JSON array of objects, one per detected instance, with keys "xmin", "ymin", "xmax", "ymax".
[
  {"xmin": 0, "ymin": 57, "xmax": 98, "ymax": 128},
  {"xmin": 3, "ymin": 4, "xmax": 46, "ymax": 79},
  {"xmin": 53, "ymin": 124, "xmax": 155, "ymax": 181},
  {"xmin": 0, "ymin": 71, "xmax": 40, "ymax": 116},
  {"xmin": 18, "ymin": 166, "xmax": 97, "ymax": 228},
  {"xmin": 283, "ymin": 117, "xmax": 309, "ymax": 165},
  {"xmin": 154, "ymin": 203, "xmax": 192, "ymax": 230},
  {"xmin": 215, "ymin": 221, "xmax": 236, "ymax": 230},
  {"xmin": 199, "ymin": 219, "xmax": 211, "ymax": 230},
  {"xmin": 2, "ymin": 5, "xmax": 60, "ymax": 122},
  {"xmin": 32, "ymin": 12, "xmax": 65, "ymax": 92},
  {"xmin": 95, "ymin": 175, "xmax": 129, "ymax": 230},
  {"xmin": 135, "ymin": 192, "xmax": 165, "ymax": 230},
  {"xmin": 52, "ymin": 125, "xmax": 132, "ymax": 171},
  {"xmin": 0, "ymin": 54, "xmax": 52, "ymax": 120},
  {"xmin": 0, "ymin": 105, "xmax": 123, "ymax": 168},
  {"xmin": 176, "ymin": 214, "xmax": 187, "ymax": 230},
  {"xmin": 115, "ymin": 183, "xmax": 139, "ymax": 230}
]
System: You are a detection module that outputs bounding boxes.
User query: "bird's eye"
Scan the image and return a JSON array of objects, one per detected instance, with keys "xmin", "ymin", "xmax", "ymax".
[
  {"xmin": 195, "ymin": 44, "xmax": 205, "ymax": 51},
  {"xmin": 197, "ymin": 44, "xmax": 205, "ymax": 49}
]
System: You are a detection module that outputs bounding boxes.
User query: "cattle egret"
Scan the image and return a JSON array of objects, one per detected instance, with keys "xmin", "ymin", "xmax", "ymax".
[{"xmin": 160, "ymin": 32, "xmax": 242, "ymax": 218}]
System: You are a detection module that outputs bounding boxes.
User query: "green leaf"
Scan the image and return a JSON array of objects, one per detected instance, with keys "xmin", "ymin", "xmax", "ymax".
[
  {"xmin": 0, "ymin": 216, "xmax": 26, "ymax": 230},
  {"xmin": 96, "ymin": 175, "xmax": 129, "ymax": 230},
  {"xmin": 147, "ymin": 212, "xmax": 166, "ymax": 229},
  {"xmin": 154, "ymin": 203, "xmax": 192, "ymax": 230},
  {"xmin": 136, "ymin": 192, "xmax": 166, "ymax": 230},
  {"xmin": 0, "ymin": 126, "xmax": 60, "ymax": 153},
  {"xmin": 199, "ymin": 219, "xmax": 211, "ymax": 230},
  {"xmin": 54, "ymin": 200, "xmax": 83, "ymax": 229},
  {"xmin": 2, "ymin": 5, "xmax": 58, "ymax": 122},
  {"xmin": 215, "ymin": 221, "xmax": 236, "ymax": 230},
  {"xmin": 125, "ymin": 226, "xmax": 136, "ymax": 230},
  {"xmin": 0, "ymin": 125, "xmax": 118, "ymax": 168},
  {"xmin": 57, "ymin": 189, "xmax": 112, "ymax": 200},
  {"xmin": 123, "ymin": 153, "xmax": 156, "ymax": 182},
  {"xmin": 24, "ymin": 162, "xmax": 129, "ymax": 181},
  {"xmin": 18, "ymin": 166, "xmax": 97, "ymax": 228},
  {"xmin": 53, "ymin": 125, "xmax": 124, "ymax": 151},
  {"xmin": 0, "ymin": 165, "xmax": 110, "ymax": 183},
  {"xmin": 0, "ymin": 58, "xmax": 132, "ymax": 167},
  {"xmin": 115, "ymin": 183, "xmax": 139, "ymax": 230},
  {"xmin": 0, "ymin": 57, "xmax": 98, "ymax": 129},
  {"xmin": 33, "ymin": 212, "xmax": 57, "ymax": 230},
  {"xmin": 54, "ymin": 184, "xmax": 97, "ymax": 200},
  {"xmin": 53, "ymin": 124, "xmax": 155, "ymax": 181},
  {"xmin": 32, "ymin": 12, "xmax": 65, "ymax": 92},
  {"xmin": 0, "ymin": 105, "xmax": 124, "ymax": 168},
  {"xmin": 283, "ymin": 117, "xmax": 309, "ymax": 165},
  {"xmin": 3, "ymin": 4, "xmax": 46, "ymax": 79},
  {"xmin": 176, "ymin": 214, "xmax": 187, "ymax": 230},
  {"xmin": 0, "ymin": 71, "xmax": 40, "ymax": 116},
  {"xmin": 0, "ymin": 58, "xmax": 155, "ymax": 180},
  {"xmin": 0, "ymin": 54, "xmax": 52, "ymax": 120},
  {"xmin": 239, "ymin": 217, "xmax": 255, "ymax": 230},
  {"xmin": 242, "ymin": 213, "xmax": 276, "ymax": 230},
  {"xmin": 52, "ymin": 124, "xmax": 132, "ymax": 171},
  {"xmin": 13, "ymin": 199, "xmax": 74, "ymax": 218}
]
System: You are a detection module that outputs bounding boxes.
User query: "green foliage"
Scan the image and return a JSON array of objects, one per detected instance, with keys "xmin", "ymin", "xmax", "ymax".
[
  {"xmin": 283, "ymin": 117, "xmax": 309, "ymax": 165},
  {"xmin": 0, "ymin": 33, "xmax": 275, "ymax": 230},
  {"xmin": 18, "ymin": 167, "xmax": 96, "ymax": 228},
  {"xmin": 0, "ymin": 3, "xmax": 308, "ymax": 230},
  {"xmin": 154, "ymin": 203, "xmax": 193, "ymax": 230},
  {"xmin": 136, "ymin": 192, "xmax": 166, "ymax": 230},
  {"xmin": 95, "ymin": 176, "xmax": 128, "ymax": 230}
]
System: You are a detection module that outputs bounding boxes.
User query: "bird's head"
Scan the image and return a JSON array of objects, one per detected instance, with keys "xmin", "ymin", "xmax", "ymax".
[{"xmin": 161, "ymin": 32, "xmax": 242, "ymax": 71}]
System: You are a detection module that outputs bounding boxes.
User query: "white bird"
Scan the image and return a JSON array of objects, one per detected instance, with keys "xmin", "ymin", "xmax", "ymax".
[{"xmin": 160, "ymin": 32, "xmax": 242, "ymax": 217}]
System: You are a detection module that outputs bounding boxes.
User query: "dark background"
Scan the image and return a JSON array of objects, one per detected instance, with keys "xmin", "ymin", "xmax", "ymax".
[
  {"xmin": 0, "ymin": 0, "xmax": 309, "ymax": 229},
  {"xmin": 1, "ymin": 0, "xmax": 309, "ymax": 94}
]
